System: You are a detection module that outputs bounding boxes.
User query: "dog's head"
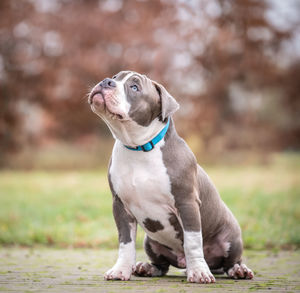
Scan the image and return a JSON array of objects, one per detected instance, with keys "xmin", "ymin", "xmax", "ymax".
[{"xmin": 88, "ymin": 71, "xmax": 179, "ymax": 145}]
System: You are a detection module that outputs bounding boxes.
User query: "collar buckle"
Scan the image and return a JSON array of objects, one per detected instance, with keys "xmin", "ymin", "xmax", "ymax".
[{"xmin": 141, "ymin": 141, "xmax": 155, "ymax": 152}]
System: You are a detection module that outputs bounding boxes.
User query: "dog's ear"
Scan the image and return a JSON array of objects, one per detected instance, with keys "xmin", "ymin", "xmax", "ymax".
[{"xmin": 153, "ymin": 81, "xmax": 180, "ymax": 121}]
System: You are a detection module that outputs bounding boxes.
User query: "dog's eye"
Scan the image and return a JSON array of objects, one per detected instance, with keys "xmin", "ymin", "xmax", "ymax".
[
  {"xmin": 130, "ymin": 85, "xmax": 138, "ymax": 92},
  {"xmin": 112, "ymin": 75, "xmax": 117, "ymax": 79}
]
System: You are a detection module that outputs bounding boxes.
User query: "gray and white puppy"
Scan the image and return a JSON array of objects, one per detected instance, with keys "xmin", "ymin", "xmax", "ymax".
[{"xmin": 88, "ymin": 71, "xmax": 254, "ymax": 284}]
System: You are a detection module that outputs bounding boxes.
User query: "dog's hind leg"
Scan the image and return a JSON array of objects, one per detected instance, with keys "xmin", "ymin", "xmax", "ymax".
[
  {"xmin": 223, "ymin": 238, "xmax": 254, "ymax": 279},
  {"xmin": 134, "ymin": 236, "xmax": 171, "ymax": 277}
]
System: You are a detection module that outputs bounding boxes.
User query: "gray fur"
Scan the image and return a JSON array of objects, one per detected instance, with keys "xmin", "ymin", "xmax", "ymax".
[
  {"xmin": 168, "ymin": 213, "xmax": 183, "ymax": 243},
  {"xmin": 113, "ymin": 71, "xmax": 132, "ymax": 81},
  {"xmin": 161, "ymin": 119, "xmax": 201, "ymax": 232},
  {"xmin": 113, "ymin": 71, "xmax": 179, "ymax": 126},
  {"xmin": 160, "ymin": 119, "xmax": 244, "ymax": 272},
  {"xmin": 153, "ymin": 81, "xmax": 179, "ymax": 121},
  {"xmin": 144, "ymin": 236, "xmax": 175, "ymax": 270},
  {"xmin": 114, "ymin": 71, "xmax": 161, "ymax": 126},
  {"xmin": 143, "ymin": 218, "xmax": 164, "ymax": 233}
]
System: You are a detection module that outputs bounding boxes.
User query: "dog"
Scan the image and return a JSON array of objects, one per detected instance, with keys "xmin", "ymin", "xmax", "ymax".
[{"xmin": 88, "ymin": 71, "xmax": 254, "ymax": 283}]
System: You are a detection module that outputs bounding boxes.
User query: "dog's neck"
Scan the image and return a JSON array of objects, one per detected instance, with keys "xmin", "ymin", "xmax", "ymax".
[{"xmin": 105, "ymin": 117, "xmax": 167, "ymax": 147}]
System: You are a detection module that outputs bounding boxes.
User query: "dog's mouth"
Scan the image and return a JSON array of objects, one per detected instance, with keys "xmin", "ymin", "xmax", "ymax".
[
  {"xmin": 89, "ymin": 90, "xmax": 103, "ymax": 105},
  {"xmin": 89, "ymin": 90, "xmax": 125, "ymax": 120}
]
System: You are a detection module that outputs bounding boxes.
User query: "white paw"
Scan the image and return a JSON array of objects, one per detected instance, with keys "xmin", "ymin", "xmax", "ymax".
[
  {"xmin": 134, "ymin": 261, "xmax": 163, "ymax": 277},
  {"xmin": 187, "ymin": 259, "xmax": 216, "ymax": 284},
  {"xmin": 228, "ymin": 263, "xmax": 254, "ymax": 279},
  {"xmin": 104, "ymin": 263, "xmax": 135, "ymax": 281}
]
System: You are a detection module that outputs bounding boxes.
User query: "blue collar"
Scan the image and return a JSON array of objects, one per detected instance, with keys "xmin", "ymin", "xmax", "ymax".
[{"xmin": 124, "ymin": 119, "xmax": 170, "ymax": 152}]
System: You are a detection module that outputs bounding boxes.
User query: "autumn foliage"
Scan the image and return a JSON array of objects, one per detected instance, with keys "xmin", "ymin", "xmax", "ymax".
[{"xmin": 0, "ymin": 0, "xmax": 299, "ymax": 167}]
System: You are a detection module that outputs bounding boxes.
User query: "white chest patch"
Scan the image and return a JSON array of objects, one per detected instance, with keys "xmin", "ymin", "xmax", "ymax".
[{"xmin": 110, "ymin": 139, "xmax": 183, "ymax": 252}]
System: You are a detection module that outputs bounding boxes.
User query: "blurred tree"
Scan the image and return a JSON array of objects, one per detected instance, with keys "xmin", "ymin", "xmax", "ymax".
[
  {"xmin": 167, "ymin": 0, "xmax": 300, "ymax": 154},
  {"xmin": 0, "ymin": 0, "xmax": 299, "ymax": 167}
]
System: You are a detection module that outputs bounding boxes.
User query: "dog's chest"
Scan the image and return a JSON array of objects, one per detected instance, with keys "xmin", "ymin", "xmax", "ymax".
[{"xmin": 110, "ymin": 141, "xmax": 183, "ymax": 251}]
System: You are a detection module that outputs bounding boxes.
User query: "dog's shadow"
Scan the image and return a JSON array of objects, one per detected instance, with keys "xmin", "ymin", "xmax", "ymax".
[{"xmin": 132, "ymin": 273, "xmax": 233, "ymax": 283}]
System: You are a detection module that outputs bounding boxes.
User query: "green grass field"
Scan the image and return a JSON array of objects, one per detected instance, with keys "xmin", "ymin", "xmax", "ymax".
[{"xmin": 0, "ymin": 154, "xmax": 299, "ymax": 250}]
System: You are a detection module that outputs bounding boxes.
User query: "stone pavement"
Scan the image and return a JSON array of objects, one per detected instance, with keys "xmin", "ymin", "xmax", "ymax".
[{"xmin": 0, "ymin": 248, "xmax": 299, "ymax": 292}]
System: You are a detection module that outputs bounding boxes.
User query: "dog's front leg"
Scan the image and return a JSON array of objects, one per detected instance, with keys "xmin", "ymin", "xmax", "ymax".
[
  {"xmin": 177, "ymin": 201, "xmax": 215, "ymax": 284},
  {"xmin": 104, "ymin": 194, "xmax": 137, "ymax": 281}
]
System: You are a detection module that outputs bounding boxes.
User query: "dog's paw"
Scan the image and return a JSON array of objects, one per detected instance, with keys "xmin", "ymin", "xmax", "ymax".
[
  {"xmin": 227, "ymin": 263, "xmax": 254, "ymax": 279},
  {"xmin": 104, "ymin": 264, "xmax": 135, "ymax": 281},
  {"xmin": 133, "ymin": 261, "xmax": 164, "ymax": 277},
  {"xmin": 187, "ymin": 259, "xmax": 215, "ymax": 284}
]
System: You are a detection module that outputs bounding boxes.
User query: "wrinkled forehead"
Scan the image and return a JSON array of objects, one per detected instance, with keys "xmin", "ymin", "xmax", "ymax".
[{"xmin": 112, "ymin": 71, "xmax": 151, "ymax": 87}]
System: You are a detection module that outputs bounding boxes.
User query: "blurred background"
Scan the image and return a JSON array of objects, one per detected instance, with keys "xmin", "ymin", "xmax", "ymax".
[
  {"xmin": 1, "ymin": 0, "xmax": 300, "ymax": 168},
  {"xmin": 0, "ymin": 0, "xmax": 299, "ymax": 249}
]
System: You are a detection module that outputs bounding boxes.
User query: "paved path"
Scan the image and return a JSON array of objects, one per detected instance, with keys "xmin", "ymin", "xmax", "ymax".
[{"xmin": 0, "ymin": 248, "xmax": 299, "ymax": 292}]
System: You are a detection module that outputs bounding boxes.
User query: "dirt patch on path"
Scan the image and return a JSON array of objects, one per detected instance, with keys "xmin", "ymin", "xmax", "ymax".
[{"xmin": 0, "ymin": 249, "xmax": 299, "ymax": 292}]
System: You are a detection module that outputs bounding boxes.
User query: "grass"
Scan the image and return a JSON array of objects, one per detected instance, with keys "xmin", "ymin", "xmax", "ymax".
[{"xmin": 0, "ymin": 153, "xmax": 299, "ymax": 249}]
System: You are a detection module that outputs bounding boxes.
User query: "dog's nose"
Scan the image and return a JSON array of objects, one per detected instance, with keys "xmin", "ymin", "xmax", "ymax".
[{"xmin": 100, "ymin": 78, "xmax": 116, "ymax": 89}]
